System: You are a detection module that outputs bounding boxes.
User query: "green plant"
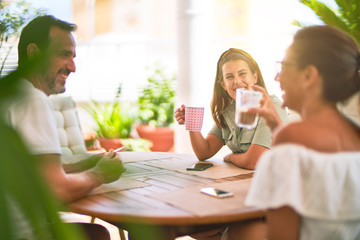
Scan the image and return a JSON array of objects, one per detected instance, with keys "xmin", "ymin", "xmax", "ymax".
[
  {"xmin": 121, "ymin": 138, "xmax": 152, "ymax": 152},
  {"xmin": 0, "ymin": 71, "xmax": 86, "ymax": 239},
  {"xmin": 0, "ymin": 0, "xmax": 45, "ymax": 76},
  {"xmin": 294, "ymin": 0, "xmax": 360, "ymax": 46},
  {"xmin": 137, "ymin": 65, "xmax": 176, "ymax": 127},
  {"xmin": 85, "ymin": 85, "xmax": 136, "ymax": 139},
  {"xmin": 0, "ymin": 4, "xmax": 83, "ymax": 237}
]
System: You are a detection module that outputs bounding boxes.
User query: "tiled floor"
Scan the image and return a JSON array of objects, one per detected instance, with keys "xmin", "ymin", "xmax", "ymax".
[{"xmin": 60, "ymin": 212, "xmax": 195, "ymax": 240}]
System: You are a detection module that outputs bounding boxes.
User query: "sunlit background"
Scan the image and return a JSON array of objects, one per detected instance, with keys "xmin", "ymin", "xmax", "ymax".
[{"xmin": 3, "ymin": 0, "xmax": 335, "ymax": 153}]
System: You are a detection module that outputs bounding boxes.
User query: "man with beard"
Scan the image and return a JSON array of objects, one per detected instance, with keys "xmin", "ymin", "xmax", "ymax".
[{"xmin": 5, "ymin": 15, "xmax": 124, "ymax": 240}]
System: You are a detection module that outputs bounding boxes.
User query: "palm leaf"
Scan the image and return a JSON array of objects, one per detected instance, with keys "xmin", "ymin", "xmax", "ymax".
[
  {"xmin": 334, "ymin": 0, "xmax": 360, "ymax": 42},
  {"xmin": 0, "ymin": 69, "xmax": 87, "ymax": 239},
  {"xmin": 335, "ymin": 0, "xmax": 356, "ymax": 24},
  {"xmin": 0, "ymin": 126, "xmax": 86, "ymax": 240},
  {"xmin": 298, "ymin": 0, "xmax": 360, "ymax": 46},
  {"xmin": 301, "ymin": 0, "xmax": 349, "ymax": 30}
]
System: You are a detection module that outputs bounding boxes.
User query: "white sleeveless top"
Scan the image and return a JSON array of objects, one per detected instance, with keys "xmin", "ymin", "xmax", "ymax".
[{"xmin": 245, "ymin": 144, "xmax": 360, "ymax": 240}]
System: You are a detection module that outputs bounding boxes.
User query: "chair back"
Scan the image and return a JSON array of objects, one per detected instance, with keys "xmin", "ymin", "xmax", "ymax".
[{"xmin": 50, "ymin": 95, "xmax": 87, "ymax": 163}]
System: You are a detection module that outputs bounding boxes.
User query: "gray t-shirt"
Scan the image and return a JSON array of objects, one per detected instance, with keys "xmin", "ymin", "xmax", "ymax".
[{"xmin": 209, "ymin": 95, "xmax": 288, "ymax": 153}]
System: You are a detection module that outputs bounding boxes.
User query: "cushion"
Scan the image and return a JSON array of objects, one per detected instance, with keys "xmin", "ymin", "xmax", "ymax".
[{"xmin": 50, "ymin": 95, "xmax": 87, "ymax": 164}]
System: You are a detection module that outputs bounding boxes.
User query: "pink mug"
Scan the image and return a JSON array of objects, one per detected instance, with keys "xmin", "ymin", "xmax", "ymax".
[{"xmin": 185, "ymin": 107, "xmax": 205, "ymax": 132}]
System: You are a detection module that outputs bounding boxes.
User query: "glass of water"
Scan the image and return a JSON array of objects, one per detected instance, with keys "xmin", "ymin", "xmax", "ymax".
[{"xmin": 235, "ymin": 88, "xmax": 262, "ymax": 129}]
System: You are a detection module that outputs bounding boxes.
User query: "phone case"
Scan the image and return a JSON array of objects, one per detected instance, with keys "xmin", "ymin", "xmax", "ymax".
[
  {"xmin": 186, "ymin": 163, "xmax": 214, "ymax": 171},
  {"xmin": 200, "ymin": 187, "xmax": 234, "ymax": 198}
]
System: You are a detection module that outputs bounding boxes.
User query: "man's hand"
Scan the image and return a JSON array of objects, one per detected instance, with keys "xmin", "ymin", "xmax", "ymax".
[
  {"xmin": 90, "ymin": 150, "xmax": 125, "ymax": 184},
  {"xmin": 63, "ymin": 147, "xmax": 125, "ymax": 173},
  {"xmin": 63, "ymin": 154, "xmax": 102, "ymax": 173}
]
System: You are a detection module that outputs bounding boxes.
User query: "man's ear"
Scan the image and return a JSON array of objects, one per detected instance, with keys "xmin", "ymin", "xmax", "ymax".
[{"xmin": 27, "ymin": 43, "xmax": 39, "ymax": 59}]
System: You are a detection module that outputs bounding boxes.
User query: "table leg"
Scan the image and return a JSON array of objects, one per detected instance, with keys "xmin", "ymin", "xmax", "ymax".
[
  {"xmin": 116, "ymin": 223, "xmax": 177, "ymax": 240},
  {"xmin": 115, "ymin": 222, "xmax": 229, "ymax": 240}
]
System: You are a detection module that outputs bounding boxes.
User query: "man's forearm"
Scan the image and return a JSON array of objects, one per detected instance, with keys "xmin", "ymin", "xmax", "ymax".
[{"xmin": 63, "ymin": 154, "xmax": 102, "ymax": 173}]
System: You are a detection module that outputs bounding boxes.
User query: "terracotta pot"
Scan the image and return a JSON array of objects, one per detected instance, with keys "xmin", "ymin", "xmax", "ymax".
[
  {"xmin": 98, "ymin": 138, "xmax": 123, "ymax": 152},
  {"xmin": 136, "ymin": 125, "xmax": 174, "ymax": 152},
  {"xmin": 82, "ymin": 132, "xmax": 102, "ymax": 151}
]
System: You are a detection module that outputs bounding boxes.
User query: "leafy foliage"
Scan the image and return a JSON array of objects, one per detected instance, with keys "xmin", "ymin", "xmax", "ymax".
[
  {"xmin": 0, "ymin": 71, "xmax": 86, "ymax": 240},
  {"xmin": 120, "ymin": 138, "xmax": 152, "ymax": 152},
  {"xmin": 294, "ymin": 0, "xmax": 360, "ymax": 46},
  {"xmin": 84, "ymin": 85, "xmax": 136, "ymax": 139},
  {"xmin": 0, "ymin": 3, "xmax": 84, "ymax": 237},
  {"xmin": 138, "ymin": 66, "xmax": 176, "ymax": 127},
  {"xmin": 0, "ymin": 0, "xmax": 45, "ymax": 76}
]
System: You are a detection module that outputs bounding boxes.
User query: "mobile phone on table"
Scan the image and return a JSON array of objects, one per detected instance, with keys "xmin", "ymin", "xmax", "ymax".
[
  {"xmin": 186, "ymin": 162, "xmax": 214, "ymax": 171},
  {"xmin": 200, "ymin": 187, "xmax": 234, "ymax": 198}
]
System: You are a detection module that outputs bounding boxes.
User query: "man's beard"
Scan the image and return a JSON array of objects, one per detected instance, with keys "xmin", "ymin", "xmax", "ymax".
[
  {"xmin": 42, "ymin": 75, "xmax": 65, "ymax": 95},
  {"xmin": 43, "ymin": 70, "xmax": 67, "ymax": 95}
]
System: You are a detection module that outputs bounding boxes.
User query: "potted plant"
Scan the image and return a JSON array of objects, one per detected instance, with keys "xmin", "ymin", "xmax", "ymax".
[
  {"xmin": 85, "ymin": 85, "xmax": 151, "ymax": 151},
  {"xmin": 136, "ymin": 65, "xmax": 176, "ymax": 152}
]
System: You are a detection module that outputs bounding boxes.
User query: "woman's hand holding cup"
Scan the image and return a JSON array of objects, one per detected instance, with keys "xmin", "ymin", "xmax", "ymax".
[
  {"xmin": 174, "ymin": 104, "xmax": 186, "ymax": 125},
  {"xmin": 248, "ymin": 85, "xmax": 283, "ymax": 131}
]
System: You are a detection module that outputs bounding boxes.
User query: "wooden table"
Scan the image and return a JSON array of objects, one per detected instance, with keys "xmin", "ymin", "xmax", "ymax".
[{"xmin": 69, "ymin": 152, "xmax": 265, "ymax": 240}]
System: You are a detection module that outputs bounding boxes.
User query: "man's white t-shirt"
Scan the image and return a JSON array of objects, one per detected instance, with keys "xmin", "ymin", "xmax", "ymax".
[
  {"xmin": 5, "ymin": 79, "xmax": 62, "ymax": 155},
  {"xmin": 4, "ymin": 79, "xmax": 62, "ymax": 239}
]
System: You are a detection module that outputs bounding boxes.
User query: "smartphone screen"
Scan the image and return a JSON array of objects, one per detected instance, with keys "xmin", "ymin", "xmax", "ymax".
[
  {"xmin": 186, "ymin": 162, "xmax": 214, "ymax": 171},
  {"xmin": 200, "ymin": 187, "xmax": 234, "ymax": 198}
]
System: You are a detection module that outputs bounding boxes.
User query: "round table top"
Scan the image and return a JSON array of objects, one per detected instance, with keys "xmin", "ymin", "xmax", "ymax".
[{"xmin": 69, "ymin": 151, "xmax": 264, "ymax": 226}]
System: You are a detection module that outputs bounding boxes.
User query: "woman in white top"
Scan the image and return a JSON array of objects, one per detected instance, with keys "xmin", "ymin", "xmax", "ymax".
[{"xmin": 224, "ymin": 25, "xmax": 360, "ymax": 240}]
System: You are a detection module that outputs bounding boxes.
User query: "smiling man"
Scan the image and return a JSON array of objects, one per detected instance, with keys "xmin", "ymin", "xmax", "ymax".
[
  {"xmin": 41, "ymin": 25, "xmax": 76, "ymax": 94},
  {"xmin": 18, "ymin": 15, "xmax": 76, "ymax": 95},
  {"xmin": 5, "ymin": 15, "xmax": 124, "ymax": 240}
]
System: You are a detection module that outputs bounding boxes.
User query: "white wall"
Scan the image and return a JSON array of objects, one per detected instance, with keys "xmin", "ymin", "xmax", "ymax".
[{"xmin": 28, "ymin": 0, "xmax": 73, "ymax": 22}]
